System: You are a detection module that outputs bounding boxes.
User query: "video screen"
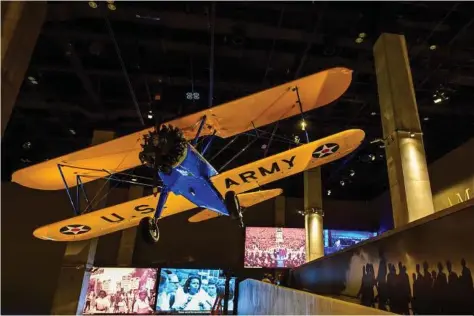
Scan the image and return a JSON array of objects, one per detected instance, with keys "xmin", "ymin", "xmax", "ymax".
[
  {"xmin": 156, "ymin": 268, "xmax": 235, "ymax": 314},
  {"xmin": 82, "ymin": 267, "xmax": 158, "ymax": 314},
  {"xmin": 244, "ymin": 227, "xmax": 306, "ymax": 268},
  {"xmin": 324, "ymin": 229, "xmax": 377, "ymax": 255}
]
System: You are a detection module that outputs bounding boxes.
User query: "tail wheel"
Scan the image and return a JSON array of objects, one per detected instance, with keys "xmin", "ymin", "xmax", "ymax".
[
  {"xmin": 225, "ymin": 191, "xmax": 244, "ymax": 227},
  {"xmin": 139, "ymin": 217, "xmax": 160, "ymax": 244}
]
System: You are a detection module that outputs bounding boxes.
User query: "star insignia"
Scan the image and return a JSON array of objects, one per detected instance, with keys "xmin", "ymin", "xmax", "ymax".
[
  {"xmin": 312, "ymin": 143, "xmax": 340, "ymax": 158},
  {"xmin": 59, "ymin": 224, "xmax": 91, "ymax": 235}
]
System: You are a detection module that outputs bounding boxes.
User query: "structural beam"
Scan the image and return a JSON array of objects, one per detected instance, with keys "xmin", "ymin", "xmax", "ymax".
[
  {"xmin": 1, "ymin": 1, "xmax": 47, "ymax": 136},
  {"xmin": 51, "ymin": 130, "xmax": 115, "ymax": 315},
  {"xmin": 303, "ymin": 168, "xmax": 324, "ymax": 262},
  {"xmin": 373, "ymin": 33, "xmax": 435, "ymax": 227},
  {"xmin": 116, "ymin": 185, "xmax": 144, "ymax": 266}
]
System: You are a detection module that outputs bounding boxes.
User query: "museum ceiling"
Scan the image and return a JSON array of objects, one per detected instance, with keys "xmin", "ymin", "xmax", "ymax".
[{"xmin": 3, "ymin": 1, "xmax": 474, "ymax": 200}]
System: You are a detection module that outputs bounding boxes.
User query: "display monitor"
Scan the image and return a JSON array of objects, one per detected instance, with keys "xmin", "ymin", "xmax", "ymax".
[
  {"xmin": 156, "ymin": 268, "xmax": 235, "ymax": 314},
  {"xmin": 324, "ymin": 229, "xmax": 377, "ymax": 255},
  {"xmin": 82, "ymin": 267, "xmax": 158, "ymax": 314},
  {"xmin": 244, "ymin": 227, "xmax": 306, "ymax": 268}
]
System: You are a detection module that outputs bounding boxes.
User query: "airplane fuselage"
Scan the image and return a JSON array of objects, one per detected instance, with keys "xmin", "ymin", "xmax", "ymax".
[{"xmin": 158, "ymin": 143, "xmax": 230, "ymax": 216}]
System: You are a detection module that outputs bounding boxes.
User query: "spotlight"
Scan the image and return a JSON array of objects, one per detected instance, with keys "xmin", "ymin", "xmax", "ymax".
[
  {"xmin": 355, "ymin": 37, "xmax": 364, "ymax": 44},
  {"xmin": 147, "ymin": 110, "xmax": 153, "ymax": 119},
  {"xmin": 327, "ymin": 190, "xmax": 331, "ymax": 196},
  {"xmin": 359, "ymin": 32, "xmax": 367, "ymax": 38},
  {"xmin": 294, "ymin": 135, "xmax": 300, "ymax": 144},
  {"xmin": 433, "ymin": 98, "xmax": 443, "ymax": 104},
  {"xmin": 27, "ymin": 76, "xmax": 38, "ymax": 85},
  {"xmin": 261, "ymin": 144, "xmax": 267, "ymax": 150},
  {"xmin": 410, "ymin": 132, "xmax": 415, "ymax": 138},
  {"xmin": 340, "ymin": 180, "xmax": 345, "ymax": 187},
  {"xmin": 429, "ymin": 45, "xmax": 437, "ymax": 51},
  {"xmin": 300, "ymin": 120, "xmax": 307, "ymax": 131},
  {"xmin": 423, "ymin": 117, "xmax": 429, "ymax": 121},
  {"xmin": 131, "ymin": 178, "xmax": 137, "ymax": 182},
  {"xmin": 22, "ymin": 141, "xmax": 32, "ymax": 150},
  {"xmin": 371, "ymin": 112, "xmax": 377, "ymax": 116},
  {"xmin": 368, "ymin": 154, "xmax": 375, "ymax": 161},
  {"xmin": 107, "ymin": 3, "xmax": 116, "ymax": 10},
  {"xmin": 88, "ymin": 1, "xmax": 98, "ymax": 9},
  {"xmin": 350, "ymin": 170, "xmax": 355, "ymax": 177},
  {"xmin": 69, "ymin": 129, "xmax": 76, "ymax": 135}
]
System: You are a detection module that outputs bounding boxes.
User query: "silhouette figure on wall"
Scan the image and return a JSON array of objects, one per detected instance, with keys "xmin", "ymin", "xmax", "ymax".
[{"xmin": 359, "ymin": 258, "xmax": 474, "ymax": 315}]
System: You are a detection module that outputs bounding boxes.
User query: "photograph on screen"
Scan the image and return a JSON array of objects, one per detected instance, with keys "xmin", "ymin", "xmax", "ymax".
[
  {"xmin": 156, "ymin": 268, "xmax": 234, "ymax": 314},
  {"xmin": 82, "ymin": 267, "xmax": 157, "ymax": 315},
  {"xmin": 324, "ymin": 230, "xmax": 377, "ymax": 255},
  {"xmin": 244, "ymin": 227, "xmax": 306, "ymax": 268}
]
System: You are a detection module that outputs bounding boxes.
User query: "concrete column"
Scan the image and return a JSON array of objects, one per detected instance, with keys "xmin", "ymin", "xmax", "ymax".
[
  {"xmin": 303, "ymin": 168, "xmax": 324, "ymax": 262},
  {"xmin": 1, "ymin": 1, "xmax": 47, "ymax": 136},
  {"xmin": 117, "ymin": 185, "xmax": 144, "ymax": 266},
  {"xmin": 373, "ymin": 33, "xmax": 435, "ymax": 227},
  {"xmin": 274, "ymin": 196, "xmax": 286, "ymax": 227},
  {"xmin": 51, "ymin": 130, "xmax": 115, "ymax": 315}
]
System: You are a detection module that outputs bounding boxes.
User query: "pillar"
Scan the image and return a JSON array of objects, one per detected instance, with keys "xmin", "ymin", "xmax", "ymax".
[
  {"xmin": 117, "ymin": 185, "xmax": 144, "ymax": 266},
  {"xmin": 274, "ymin": 196, "xmax": 286, "ymax": 227},
  {"xmin": 51, "ymin": 130, "xmax": 115, "ymax": 315},
  {"xmin": 303, "ymin": 168, "xmax": 324, "ymax": 262},
  {"xmin": 373, "ymin": 33, "xmax": 435, "ymax": 228},
  {"xmin": 1, "ymin": 1, "xmax": 47, "ymax": 136}
]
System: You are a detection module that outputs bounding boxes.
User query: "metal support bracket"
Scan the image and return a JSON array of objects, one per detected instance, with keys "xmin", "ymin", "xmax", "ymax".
[
  {"xmin": 58, "ymin": 164, "xmax": 79, "ymax": 216},
  {"xmin": 192, "ymin": 115, "xmax": 207, "ymax": 146}
]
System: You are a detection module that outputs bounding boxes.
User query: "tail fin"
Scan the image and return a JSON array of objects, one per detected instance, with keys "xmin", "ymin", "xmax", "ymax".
[{"xmin": 188, "ymin": 189, "xmax": 282, "ymax": 223}]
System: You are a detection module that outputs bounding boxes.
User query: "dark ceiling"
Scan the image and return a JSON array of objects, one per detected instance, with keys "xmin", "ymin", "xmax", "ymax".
[{"xmin": 2, "ymin": 1, "xmax": 474, "ymax": 201}]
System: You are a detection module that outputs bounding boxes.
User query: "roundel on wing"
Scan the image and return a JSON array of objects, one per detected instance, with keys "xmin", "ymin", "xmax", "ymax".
[
  {"xmin": 312, "ymin": 143, "xmax": 340, "ymax": 158},
  {"xmin": 59, "ymin": 224, "xmax": 91, "ymax": 235}
]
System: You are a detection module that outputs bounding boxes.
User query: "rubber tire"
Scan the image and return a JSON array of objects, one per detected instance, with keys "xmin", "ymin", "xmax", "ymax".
[
  {"xmin": 225, "ymin": 191, "xmax": 241, "ymax": 220},
  {"xmin": 139, "ymin": 217, "xmax": 160, "ymax": 244}
]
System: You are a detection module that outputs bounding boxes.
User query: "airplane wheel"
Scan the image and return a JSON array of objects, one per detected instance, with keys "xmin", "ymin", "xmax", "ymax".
[
  {"xmin": 139, "ymin": 217, "xmax": 160, "ymax": 244},
  {"xmin": 225, "ymin": 191, "xmax": 242, "ymax": 222}
]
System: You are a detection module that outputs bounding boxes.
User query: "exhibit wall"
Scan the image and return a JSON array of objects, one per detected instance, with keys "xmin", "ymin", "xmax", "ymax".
[{"xmin": 292, "ymin": 199, "xmax": 474, "ymax": 315}]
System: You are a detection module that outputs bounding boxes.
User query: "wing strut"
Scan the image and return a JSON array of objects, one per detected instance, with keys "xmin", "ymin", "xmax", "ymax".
[
  {"xmin": 293, "ymin": 86, "xmax": 310, "ymax": 143},
  {"xmin": 58, "ymin": 164, "xmax": 79, "ymax": 215}
]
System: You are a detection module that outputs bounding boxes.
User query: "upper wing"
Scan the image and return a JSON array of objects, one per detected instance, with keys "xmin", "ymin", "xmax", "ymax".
[
  {"xmin": 210, "ymin": 129, "xmax": 365, "ymax": 195},
  {"xmin": 12, "ymin": 67, "xmax": 352, "ymax": 191},
  {"xmin": 188, "ymin": 188, "xmax": 283, "ymax": 223},
  {"xmin": 33, "ymin": 192, "xmax": 196, "ymax": 241}
]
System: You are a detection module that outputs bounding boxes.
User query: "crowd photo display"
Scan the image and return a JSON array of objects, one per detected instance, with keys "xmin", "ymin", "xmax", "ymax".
[
  {"xmin": 244, "ymin": 227, "xmax": 306, "ymax": 268},
  {"xmin": 82, "ymin": 268, "xmax": 158, "ymax": 314},
  {"xmin": 156, "ymin": 268, "xmax": 236, "ymax": 314},
  {"xmin": 324, "ymin": 229, "xmax": 377, "ymax": 255}
]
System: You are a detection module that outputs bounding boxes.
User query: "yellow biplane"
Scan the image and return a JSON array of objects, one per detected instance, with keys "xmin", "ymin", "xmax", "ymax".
[{"xmin": 12, "ymin": 67, "xmax": 364, "ymax": 243}]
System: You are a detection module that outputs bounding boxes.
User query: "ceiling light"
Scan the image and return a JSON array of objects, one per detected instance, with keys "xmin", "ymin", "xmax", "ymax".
[
  {"xmin": 88, "ymin": 1, "xmax": 98, "ymax": 9},
  {"xmin": 410, "ymin": 132, "xmax": 415, "ymax": 138},
  {"xmin": 147, "ymin": 110, "xmax": 153, "ymax": 119},
  {"xmin": 327, "ymin": 190, "xmax": 331, "ymax": 196},
  {"xmin": 355, "ymin": 37, "xmax": 364, "ymax": 44},
  {"xmin": 423, "ymin": 117, "xmax": 429, "ymax": 121},
  {"xmin": 22, "ymin": 141, "xmax": 32, "ymax": 150},
  {"xmin": 349, "ymin": 170, "xmax": 355, "ymax": 177},
  {"xmin": 371, "ymin": 112, "xmax": 377, "ymax": 116},
  {"xmin": 433, "ymin": 98, "xmax": 442, "ymax": 104},
  {"xmin": 340, "ymin": 180, "xmax": 345, "ymax": 187},
  {"xmin": 261, "ymin": 144, "xmax": 267, "ymax": 150},
  {"xmin": 131, "ymin": 178, "xmax": 137, "ymax": 182},
  {"xmin": 369, "ymin": 154, "xmax": 375, "ymax": 161},
  {"xmin": 294, "ymin": 135, "xmax": 300, "ymax": 144},
  {"xmin": 359, "ymin": 32, "xmax": 367, "ymax": 38},
  {"xmin": 69, "ymin": 129, "xmax": 76, "ymax": 135},
  {"xmin": 379, "ymin": 154, "xmax": 384, "ymax": 158},
  {"xmin": 300, "ymin": 120, "xmax": 307, "ymax": 131},
  {"xmin": 429, "ymin": 45, "xmax": 437, "ymax": 51},
  {"xmin": 107, "ymin": 3, "xmax": 116, "ymax": 11}
]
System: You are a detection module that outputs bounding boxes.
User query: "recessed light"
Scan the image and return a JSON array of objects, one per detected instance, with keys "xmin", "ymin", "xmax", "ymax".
[{"xmin": 88, "ymin": 1, "xmax": 98, "ymax": 9}]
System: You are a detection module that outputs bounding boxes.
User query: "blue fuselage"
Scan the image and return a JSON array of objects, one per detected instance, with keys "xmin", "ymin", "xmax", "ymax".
[{"xmin": 158, "ymin": 144, "xmax": 229, "ymax": 216}]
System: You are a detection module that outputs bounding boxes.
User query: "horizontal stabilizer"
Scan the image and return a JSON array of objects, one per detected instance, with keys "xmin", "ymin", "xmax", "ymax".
[{"xmin": 188, "ymin": 189, "xmax": 283, "ymax": 223}]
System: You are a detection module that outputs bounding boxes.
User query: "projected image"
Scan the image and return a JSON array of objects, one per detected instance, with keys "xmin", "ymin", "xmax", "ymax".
[
  {"xmin": 324, "ymin": 230, "xmax": 377, "ymax": 255},
  {"xmin": 156, "ymin": 268, "xmax": 235, "ymax": 314},
  {"xmin": 82, "ymin": 267, "xmax": 158, "ymax": 314},
  {"xmin": 244, "ymin": 227, "xmax": 306, "ymax": 268}
]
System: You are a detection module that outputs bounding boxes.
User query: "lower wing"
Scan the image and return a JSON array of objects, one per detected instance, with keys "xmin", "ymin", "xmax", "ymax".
[
  {"xmin": 33, "ymin": 192, "xmax": 196, "ymax": 241},
  {"xmin": 188, "ymin": 189, "xmax": 283, "ymax": 223},
  {"xmin": 210, "ymin": 129, "xmax": 365, "ymax": 194}
]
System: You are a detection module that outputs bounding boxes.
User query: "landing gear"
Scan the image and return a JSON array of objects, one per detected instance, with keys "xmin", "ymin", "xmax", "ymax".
[
  {"xmin": 225, "ymin": 191, "xmax": 244, "ymax": 227},
  {"xmin": 139, "ymin": 217, "xmax": 160, "ymax": 244}
]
